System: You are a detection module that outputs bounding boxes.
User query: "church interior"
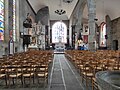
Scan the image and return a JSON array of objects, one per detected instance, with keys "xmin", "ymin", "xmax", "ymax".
[{"xmin": 0, "ymin": 0, "xmax": 120, "ymax": 90}]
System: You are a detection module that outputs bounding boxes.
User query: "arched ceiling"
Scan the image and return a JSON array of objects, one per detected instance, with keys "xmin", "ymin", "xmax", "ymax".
[
  {"xmin": 28, "ymin": 0, "xmax": 120, "ymax": 24},
  {"xmin": 28, "ymin": 0, "xmax": 78, "ymax": 20},
  {"xmin": 83, "ymin": 0, "xmax": 120, "ymax": 25}
]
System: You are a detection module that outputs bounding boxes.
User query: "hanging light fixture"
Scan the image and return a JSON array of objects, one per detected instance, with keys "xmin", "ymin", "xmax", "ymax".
[
  {"xmin": 54, "ymin": 0, "xmax": 66, "ymax": 15},
  {"xmin": 63, "ymin": 0, "xmax": 73, "ymax": 3},
  {"xmin": 55, "ymin": 9, "xmax": 66, "ymax": 15}
]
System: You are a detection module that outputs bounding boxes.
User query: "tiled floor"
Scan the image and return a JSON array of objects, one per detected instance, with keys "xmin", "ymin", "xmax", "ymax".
[{"xmin": 0, "ymin": 53, "xmax": 84, "ymax": 90}]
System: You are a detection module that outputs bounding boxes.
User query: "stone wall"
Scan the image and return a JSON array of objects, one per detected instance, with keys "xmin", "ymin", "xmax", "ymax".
[{"xmin": 111, "ymin": 17, "xmax": 120, "ymax": 50}]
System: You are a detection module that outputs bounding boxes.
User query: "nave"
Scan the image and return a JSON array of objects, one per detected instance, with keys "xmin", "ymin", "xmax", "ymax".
[
  {"xmin": 1, "ymin": 50, "xmax": 120, "ymax": 90},
  {"xmin": 49, "ymin": 54, "xmax": 83, "ymax": 90}
]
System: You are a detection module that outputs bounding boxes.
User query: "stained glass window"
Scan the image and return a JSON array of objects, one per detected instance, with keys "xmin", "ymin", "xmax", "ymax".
[
  {"xmin": 52, "ymin": 21, "xmax": 67, "ymax": 43},
  {"xmin": 100, "ymin": 22, "xmax": 106, "ymax": 47},
  {"xmin": 0, "ymin": 0, "xmax": 4, "ymax": 41},
  {"xmin": 13, "ymin": 0, "xmax": 16, "ymax": 41}
]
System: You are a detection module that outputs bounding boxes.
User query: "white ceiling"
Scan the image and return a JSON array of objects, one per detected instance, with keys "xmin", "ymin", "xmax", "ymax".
[
  {"xmin": 28, "ymin": 0, "xmax": 78, "ymax": 20},
  {"xmin": 28, "ymin": 0, "xmax": 120, "ymax": 25}
]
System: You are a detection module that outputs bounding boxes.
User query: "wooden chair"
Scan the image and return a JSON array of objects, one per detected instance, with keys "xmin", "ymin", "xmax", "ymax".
[
  {"xmin": 6, "ymin": 65, "xmax": 22, "ymax": 86},
  {"xmin": 0, "ymin": 63, "xmax": 7, "ymax": 86},
  {"xmin": 22, "ymin": 64, "xmax": 35, "ymax": 86},
  {"xmin": 81, "ymin": 62, "xmax": 94, "ymax": 90},
  {"xmin": 92, "ymin": 77, "xmax": 99, "ymax": 90},
  {"xmin": 35, "ymin": 63, "xmax": 48, "ymax": 87},
  {"xmin": 91, "ymin": 62, "xmax": 101, "ymax": 90}
]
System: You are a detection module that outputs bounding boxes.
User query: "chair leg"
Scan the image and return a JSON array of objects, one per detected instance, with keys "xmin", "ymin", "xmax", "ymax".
[
  {"xmin": 12, "ymin": 78, "xmax": 15, "ymax": 85},
  {"xmin": 5, "ymin": 76, "xmax": 7, "ymax": 86},
  {"xmin": 44, "ymin": 77, "xmax": 48, "ymax": 88},
  {"xmin": 8, "ymin": 78, "xmax": 10, "ymax": 86},
  {"xmin": 33, "ymin": 76, "xmax": 34, "ymax": 84},
  {"xmin": 92, "ymin": 80, "xmax": 94, "ymax": 90},
  {"xmin": 37, "ymin": 77, "xmax": 39, "ymax": 84},
  {"xmin": 29, "ymin": 77, "xmax": 31, "ymax": 86},
  {"xmin": 86, "ymin": 78, "xmax": 88, "ymax": 90},
  {"xmin": 21, "ymin": 76, "xmax": 23, "ymax": 85},
  {"xmin": 16, "ymin": 77, "xmax": 18, "ymax": 85},
  {"xmin": 24, "ymin": 77, "xmax": 25, "ymax": 85}
]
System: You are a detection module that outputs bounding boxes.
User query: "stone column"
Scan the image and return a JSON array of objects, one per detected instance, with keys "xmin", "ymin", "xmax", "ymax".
[
  {"xmin": 106, "ymin": 15, "xmax": 112, "ymax": 50},
  {"xmin": 16, "ymin": 0, "xmax": 20, "ymax": 42},
  {"xmin": 4, "ymin": 0, "xmax": 9, "ymax": 42},
  {"xmin": 87, "ymin": 0, "xmax": 96, "ymax": 51},
  {"xmin": 71, "ymin": 25, "xmax": 75, "ymax": 48},
  {"xmin": 69, "ymin": 19, "xmax": 72, "ymax": 46}
]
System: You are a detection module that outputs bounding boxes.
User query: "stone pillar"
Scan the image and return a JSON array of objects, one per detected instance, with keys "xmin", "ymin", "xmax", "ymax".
[
  {"xmin": 71, "ymin": 25, "xmax": 75, "ymax": 48},
  {"xmin": 45, "ymin": 25, "xmax": 49, "ymax": 49},
  {"xmin": 5, "ymin": 0, "xmax": 9, "ymax": 42},
  {"xmin": 16, "ymin": 0, "xmax": 20, "ymax": 42},
  {"xmin": 9, "ymin": 0, "xmax": 13, "ymax": 36},
  {"xmin": 87, "ymin": 0, "xmax": 96, "ymax": 51},
  {"xmin": 106, "ymin": 15, "xmax": 112, "ymax": 50},
  {"xmin": 69, "ymin": 18, "xmax": 72, "ymax": 46}
]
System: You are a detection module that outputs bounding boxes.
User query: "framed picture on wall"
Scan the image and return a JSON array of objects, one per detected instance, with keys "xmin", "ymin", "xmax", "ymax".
[{"xmin": 83, "ymin": 24, "xmax": 89, "ymax": 35}]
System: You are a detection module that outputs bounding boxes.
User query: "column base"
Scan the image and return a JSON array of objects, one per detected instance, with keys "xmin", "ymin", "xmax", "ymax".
[{"xmin": 88, "ymin": 42, "xmax": 96, "ymax": 51}]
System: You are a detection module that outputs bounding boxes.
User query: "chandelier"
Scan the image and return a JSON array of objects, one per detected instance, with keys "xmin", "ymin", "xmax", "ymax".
[
  {"xmin": 55, "ymin": 9, "xmax": 66, "ymax": 15},
  {"xmin": 63, "ymin": 0, "xmax": 73, "ymax": 3},
  {"xmin": 55, "ymin": 0, "xmax": 66, "ymax": 15}
]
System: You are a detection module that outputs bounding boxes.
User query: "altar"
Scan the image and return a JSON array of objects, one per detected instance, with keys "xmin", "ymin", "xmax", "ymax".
[
  {"xmin": 28, "ymin": 44, "xmax": 38, "ymax": 50},
  {"xmin": 54, "ymin": 43, "xmax": 65, "ymax": 54}
]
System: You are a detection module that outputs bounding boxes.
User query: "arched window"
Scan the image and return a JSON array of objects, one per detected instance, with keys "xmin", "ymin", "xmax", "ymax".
[
  {"xmin": 13, "ymin": 0, "xmax": 16, "ymax": 41},
  {"xmin": 0, "ymin": 0, "xmax": 4, "ymax": 41},
  {"xmin": 52, "ymin": 21, "xmax": 67, "ymax": 43},
  {"xmin": 100, "ymin": 22, "xmax": 106, "ymax": 47}
]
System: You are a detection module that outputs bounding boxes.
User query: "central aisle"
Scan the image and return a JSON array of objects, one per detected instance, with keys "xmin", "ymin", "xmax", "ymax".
[{"xmin": 49, "ymin": 54, "xmax": 84, "ymax": 90}]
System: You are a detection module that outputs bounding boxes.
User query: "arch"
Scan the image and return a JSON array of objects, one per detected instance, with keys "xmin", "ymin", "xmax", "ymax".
[
  {"xmin": 52, "ymin": 21, "xmax": 67, "ymax": 43},
  {"xmin": 74, "ymin": 0, "xmax": 96, "ymax": 50},
  {"xmin": 99, "ymin": 22, "xmax": 106, "ymax": 47},
  {"xmin": 76, "ymin": 0, "xmax": 87, "ymax": 30},
  {"xmin": 36, "ymin": 6, "xmax": 49, "ymax": 25},
  {"xmin": 75, "ymin": 0, "xmax": 96, "ymax": 36},
  {"xmin": 73, "ymin": 0, "xmax": 87, "ymax": 49}
]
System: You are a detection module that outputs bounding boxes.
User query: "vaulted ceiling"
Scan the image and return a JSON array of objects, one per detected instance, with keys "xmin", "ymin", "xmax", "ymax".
[
  {"xmin": 28, "ymin": 0, "xmax": 78, "ymax": 20},
  {"xmin": 28, "ymin": 0, "xmax": 120, "ymax": 25},
  {"xmin": 83, "ymin": 0, "xmax": 120, "ymax": 25}
]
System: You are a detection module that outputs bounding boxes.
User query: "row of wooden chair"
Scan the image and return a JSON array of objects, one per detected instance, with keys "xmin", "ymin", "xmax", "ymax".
[
  {"xmin": 65, "ymin": 50, "xmax": 120, "ymax": 90},
  {"xmin": 0, "ymin": 50, "xmax": 53, "ymax": 87},
  {"xmin": 0, "ymin": 64, "xmax": 48, "ymax": 86}
]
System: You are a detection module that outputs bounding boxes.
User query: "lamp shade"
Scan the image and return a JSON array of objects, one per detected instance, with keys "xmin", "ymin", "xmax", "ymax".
[{"xmin": 63, "ymin": 0, "xmax": 73, "ymax": 3}]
